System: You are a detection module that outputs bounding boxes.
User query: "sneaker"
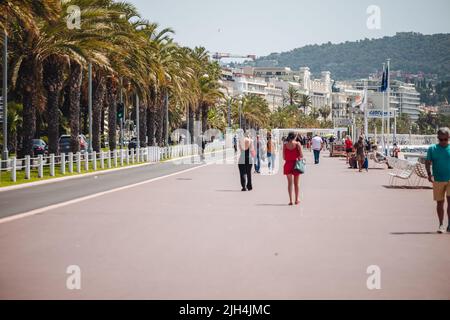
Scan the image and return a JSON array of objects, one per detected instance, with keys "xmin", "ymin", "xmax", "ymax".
[
  {"xmin": 438, "ymin": 225, "xmax": 446, "ymax": 234},
  {"xmin": 241, "ymin": 188, "xmax": 247, "ymax": 192}
]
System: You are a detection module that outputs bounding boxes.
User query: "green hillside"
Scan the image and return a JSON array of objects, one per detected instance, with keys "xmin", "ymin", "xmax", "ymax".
[{"xmin": 252, "ymin": 32, "xmax": 450, "ymax": 80}]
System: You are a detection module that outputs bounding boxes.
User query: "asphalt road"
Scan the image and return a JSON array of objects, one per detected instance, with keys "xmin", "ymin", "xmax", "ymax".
[
  {"xmin": 0, "ymin": 151, "xmax": 449, "ymax": 299},
  {"xmin": 0, "ymin": 159, "xmax": 203, "ymax": 219}
]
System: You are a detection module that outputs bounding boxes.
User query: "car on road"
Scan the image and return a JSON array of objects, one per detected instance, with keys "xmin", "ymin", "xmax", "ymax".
[
  {"xmin": 32, "ymin": 139, "xmax": 48, "ymax": 156},
  {"xmin": 58, "ymin": 135, "xmax": 88, "ymax": 154}
]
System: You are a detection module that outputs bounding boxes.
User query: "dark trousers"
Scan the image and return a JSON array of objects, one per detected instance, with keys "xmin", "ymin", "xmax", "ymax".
[
  {"xmin": 238, "ymin": 164, "xmax": 253, "ymax": 189},
  {"xmin": 313, "ymin": 150, "xmax": 321, "ymax": 164},
  {"xmin": 255, "ymin": 155, "xmax": 261, "ymax": 173}
]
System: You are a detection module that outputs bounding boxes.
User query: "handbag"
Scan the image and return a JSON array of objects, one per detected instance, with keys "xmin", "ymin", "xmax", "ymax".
[{"xmin": 294, "ymin": 159, "xmax": 306, "ymax": 174}]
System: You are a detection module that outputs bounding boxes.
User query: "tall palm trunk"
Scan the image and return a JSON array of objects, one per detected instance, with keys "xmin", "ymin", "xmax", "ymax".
[
  {"xmin": 92, "ymin": 71, "xmax": 106, "ymax": 152},
  {"xmin": 139, "ymin": 100, "xmax": 147, "ymax": 147},
  {"xmin": 201, "ymin": 102, "xmax": 208, "ymax": 133},
  {"xmin": 101, "ymin": 102, "xmax": 106, "ymax": 147},
  {"xmin": 188, "ymin": 104, "xmax": 194, "ymax": 144},
  {"xmin": 195, "ymin": 106, "xmax": 200, "ymax": 122},
  {"xmin": 106, "ymin": 76, "xmax": 118, "ymax": 151},
  {"xmin": 162, "ymin": 90, "xmax": 168, "ymax": 146},
  {"xmin": 43, "ymin": 55, "xmax": 65, "ymax": 155},
  {"xmin": 19, "ymin": 56, "xmax": 38, "ymax": 157},
  {"xmin": 147, "ymin": 87, "xmax": 156, "ymax": 146},
  {"xmin": 155, "ymin": 90, "xmax": 164, "ymax": 146},
  {"xmin": 68, "ymin": 61, "xmax": 83, "ymax": 153}
]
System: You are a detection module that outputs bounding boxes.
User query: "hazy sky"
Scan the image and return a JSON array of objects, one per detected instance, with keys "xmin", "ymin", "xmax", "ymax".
[{"xmin": 128, "ymin": 0, "xmax": 450, "ymax": 57}]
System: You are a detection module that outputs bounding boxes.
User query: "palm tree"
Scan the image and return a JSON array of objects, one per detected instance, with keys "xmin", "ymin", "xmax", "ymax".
[
  {"xmin": 310, "ymin": 107, "xmax": 320, "ymax": 120},
  {"xmin": 5, "ymin": 0, "xmax": 60, "ymax": 156},
  {"xmin": 299, "ymin": 94, "xmax": 312, "ymax": 114},
  {"xmin": 319, "ymin": 106, "xmax": 332, "ymax": 121},
  {"xmin": 238, "ymin": 94, "xmax": 270, "ymax": 130},
  {"xmin": 43, "ymin": 54, "xmax": 67, "ymax": 154},
  {"xmin": 5, "ymin": 0, "xmax": 227, "ymax": 156},
  {"xmin": 287, "ymin": 85, "xmax": 300, "ymax": 106}
]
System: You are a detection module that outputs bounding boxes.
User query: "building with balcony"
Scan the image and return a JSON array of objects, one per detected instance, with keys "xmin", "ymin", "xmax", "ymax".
[{"xmin": 365, "ymin": 81, "xmax": 421, "ymax": 121}]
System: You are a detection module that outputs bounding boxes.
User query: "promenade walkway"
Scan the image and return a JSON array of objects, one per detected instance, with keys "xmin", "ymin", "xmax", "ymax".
[{"xmin": 0, "ymin": 150, "xmax": 448, "ymax": 299}]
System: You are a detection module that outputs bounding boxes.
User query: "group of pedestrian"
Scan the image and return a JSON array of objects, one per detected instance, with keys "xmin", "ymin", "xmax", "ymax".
[
  {"xmin": 237, "ymin": 132, "xmax": 278, "ymax": 192},
  {"xmin": 345, "ymin": 135, "xmax": 371, "ymax": 172},
  {"xmin": 236, "ymin": 127, "xmax": 450, "ymax": 234},
  {"xmin": 285, "ymin": 133, "xmax": 325, "ymax": 165},
  {"xmin": 237, "ymin": 131, "xmax": 305, "ymax": 205}
]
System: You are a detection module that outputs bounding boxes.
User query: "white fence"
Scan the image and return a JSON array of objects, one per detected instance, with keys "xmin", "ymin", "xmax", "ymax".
[
  {"xmin": 0, "ymin": 144, "xmax": 203, "ymax": 183},
  {"xmin": 368, "ymin": 134, "xmax": 437, "ymax": 146}
]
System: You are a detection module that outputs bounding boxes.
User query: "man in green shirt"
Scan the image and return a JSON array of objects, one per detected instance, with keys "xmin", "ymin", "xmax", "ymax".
[{"xmin": 426, "ymin": 127, "xmax": 450, "ymax": 234}]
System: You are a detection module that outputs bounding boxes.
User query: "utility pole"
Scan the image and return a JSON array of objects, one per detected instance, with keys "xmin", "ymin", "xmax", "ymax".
[
  {"xmin": 88, "ymin": 62, "xmax": 93, "ymax": 153},
  {"xmin": 2, "ymin": 29, "xmax": 8, "ymax": 164}
]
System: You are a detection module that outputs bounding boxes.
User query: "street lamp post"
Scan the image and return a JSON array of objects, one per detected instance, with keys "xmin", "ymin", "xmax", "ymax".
[
  {"xmin": 227, "ymin": 98, "xmax": 231, "ymax": 128},
  {"xmin": 2, "ymin": 29, "xmax": 8, "ymax": 164},
  {"xmin": 119, "ymin": 77, "xmax": 124, "ymax": 148},
  {"xmin": 165, "ymin": 91, "xmax": 169, "ymax": 146},
  {"xmin": 136, "ymin": 94, "xmax": 140, "ymax": 148},
  {"xmin": 239, "ymin": 99, "xmax": 243, "ymax": 130},
  {"xmin": 88, "ymin": 62, "xmax": 93, "ymax": 153}
]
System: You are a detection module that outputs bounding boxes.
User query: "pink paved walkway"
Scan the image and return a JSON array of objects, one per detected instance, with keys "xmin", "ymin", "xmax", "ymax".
[{"xmin": 0, "ymin": 151, "xmax": 449, "ymax": 299}]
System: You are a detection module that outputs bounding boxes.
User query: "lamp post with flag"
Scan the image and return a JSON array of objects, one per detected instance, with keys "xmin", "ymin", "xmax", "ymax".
[
  {"xmin": 362, "ymin": 80, "xmax": 369, "ymax": 138},
  {"xmin": 386, "ymin": 58, "xmax": 391, "ymax": 155},
  {"xmin": 380, "ymin": 62, "xmax": 387, "ymax": 155},
  {"xmin": 2, "ymin": 29, "xmax": 8, "ymax": 164}
]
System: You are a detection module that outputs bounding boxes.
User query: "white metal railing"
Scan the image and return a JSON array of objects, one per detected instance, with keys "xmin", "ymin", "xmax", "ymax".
[
  {"xmin": 368, "ymin": 134, "xmax": 437, "ymax": 146},
  {"xmin": 204, "ymin": 139, "xmax": 225, "ymax": 154},
  {"xmin": 0, "ymin": 144, "xmax": 201, "ymax": 184}
]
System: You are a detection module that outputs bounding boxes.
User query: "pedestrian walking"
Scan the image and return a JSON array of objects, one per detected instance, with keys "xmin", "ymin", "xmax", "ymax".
[
  {"xmin": 345, "ymin": 136, "xmax": 353, "ymax": 164},
  {"xmin": 354, "ymin": 136, "xmax": 367, "ymax": 172},
  {"xmin": 238, "ymin": 132, "xmax": 255, "ymax": 192},
  {"xmin": 254, "ymin": 135, "xmax": 261, "ymax": 174},
  {"xmin": 425, "ymin": 127, "xmax": 450, "ymax": 234},
  {"xmin": 311, "ymin": 134, "xmax": 324, "ymax": 164},
  {"xmin": 233, "ymin": 134, "xmax": 238, "ymax": 154},
  {"xmin": 283, "ymin": 132, "xmax": 304, "ymax": 206},
  {"xmin": 267, "ymin": 134, "xmax": 277, "ymax": 174}
]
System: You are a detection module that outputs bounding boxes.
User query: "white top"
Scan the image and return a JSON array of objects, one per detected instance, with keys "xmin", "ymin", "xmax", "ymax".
[{"xmin": 311, "ymin": 136, "xmax": 323, "ymax": 150}]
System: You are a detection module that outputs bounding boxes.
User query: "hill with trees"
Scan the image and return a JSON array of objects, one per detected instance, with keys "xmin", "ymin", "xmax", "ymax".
[{"xmin": 251, "ymin": 32, "xmax": 450, "ymax": 80}]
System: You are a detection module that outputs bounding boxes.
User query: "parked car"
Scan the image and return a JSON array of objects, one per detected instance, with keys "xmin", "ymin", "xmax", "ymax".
[
  {"xmin": 58, "ymin": 135, "xmax": 88, "ymax": 154},
  {"xmin": 32, "ymin": 139, "xmax": 48, "ymax": 156}
]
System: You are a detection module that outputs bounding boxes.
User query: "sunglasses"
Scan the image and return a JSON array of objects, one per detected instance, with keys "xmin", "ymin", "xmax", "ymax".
[{"xmin": 438, "ymin": 138, "xmax": 449, "ymax": 142}]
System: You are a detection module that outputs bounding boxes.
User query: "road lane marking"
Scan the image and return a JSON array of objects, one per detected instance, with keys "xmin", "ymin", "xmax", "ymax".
[{"xmin": 0, "ymin": 164, "xmax": 210, "ymax": 225}]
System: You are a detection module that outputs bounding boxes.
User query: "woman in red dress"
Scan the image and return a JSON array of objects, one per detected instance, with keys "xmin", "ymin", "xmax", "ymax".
[{"xmin": 283, "ymin": 132, "xmax": 304, "ymax": 206}]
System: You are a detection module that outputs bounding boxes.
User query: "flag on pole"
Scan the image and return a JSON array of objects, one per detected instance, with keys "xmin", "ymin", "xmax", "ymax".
[
  {"xmin": 380, "ymin": 65, "xmax": 388, "ymax": 92},
  {"xmin": 360, "ymin": 86, "xmax": 368, "ymax": 112},
  {"xmin": 352, "ymin": 95, "xmax": 363, "ymax": 108}
]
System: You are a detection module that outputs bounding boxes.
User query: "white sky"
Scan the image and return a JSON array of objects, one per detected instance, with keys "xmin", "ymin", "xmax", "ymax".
[{"xmin": 128, "ymin": 0, "xmax": 450, "ymax": 56}]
